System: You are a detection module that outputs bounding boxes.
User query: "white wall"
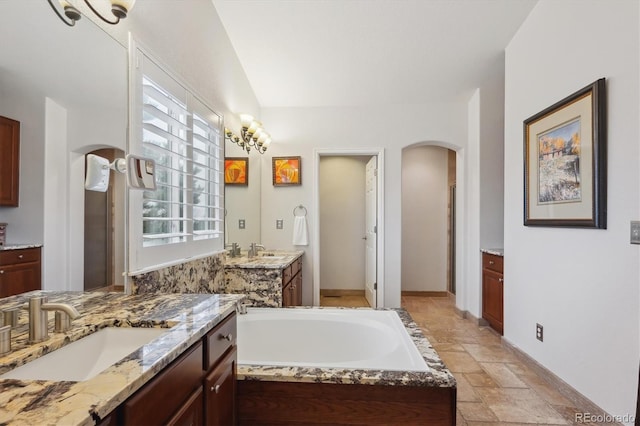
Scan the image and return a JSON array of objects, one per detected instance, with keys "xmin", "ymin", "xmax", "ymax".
[
  {"xmin": 261, "ymin": 103, "xmax": 470, "ymax": 307},
  {"xmin": 401, "ymin": 145, "xmax": 449, "ymax": 292},
  {"xmin": 319, "ymin": 156, "xmax": 368, "ymax": 291},
  {"xmin": 504, "ymin": 0, "xmax": 639, "ymax": 419}
]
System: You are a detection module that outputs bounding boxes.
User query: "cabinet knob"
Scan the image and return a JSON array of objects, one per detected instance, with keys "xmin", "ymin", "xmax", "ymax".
[
  {"xmin": 489, "ymin": 260, "xmax": 494, "ymax": 265},
  {"xmin": 211, "ymin": 384, "xmax": 221, "ymax": 393},
  {"xmin": 221, "ymin": 333, "xmax": 233, "ymax": 341},
  {"xmin": 498, "ymin": 278, "xmax": 504, "ymax": 283},
  {"xmin": 0, "ymin": 270, "xmax": 4, "ymax": 274},
  {"xmin": 18, "ymin": 255, "xmax": 23, "ymax": 259}
]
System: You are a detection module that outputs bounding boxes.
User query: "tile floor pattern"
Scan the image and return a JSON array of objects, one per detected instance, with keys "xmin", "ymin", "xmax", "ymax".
[
  {"xmin": 400, "ymin": 295, "xmax": 602, "ymax": 426},
  {"xmin": 320, "ymin": 294, "xmax": 370, "ymax": 307}
]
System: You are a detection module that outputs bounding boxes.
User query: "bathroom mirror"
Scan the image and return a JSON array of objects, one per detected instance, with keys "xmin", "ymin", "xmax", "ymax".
[
  {"xmin": 224, "ymin": 141, "xmax": 262, "ymax": 249},
  {"xmin": 0, "ymin": 1, "xmax": 128, "ymax": 290}
]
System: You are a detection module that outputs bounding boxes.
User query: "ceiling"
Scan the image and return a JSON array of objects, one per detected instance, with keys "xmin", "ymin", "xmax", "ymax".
[{"xmin": 212, "ymin": 0, "xmax": 538, "ymax": 108}]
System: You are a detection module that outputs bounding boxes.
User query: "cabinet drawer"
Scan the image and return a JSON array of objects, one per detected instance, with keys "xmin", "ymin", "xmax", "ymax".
[
  {"xmin": 0, "ymin": 248, "xmax": 40, "ymax": 266},
  {"xmin": 205, "ymin": 312, "xmax": 237, "ymax": 370},
  {"xmin": 122, "ymin": 341, "xmax": 204, "ymax": 425},
  {"xmin": 482, "ymin": 253, "xmax": 503, "ymax": 273}
]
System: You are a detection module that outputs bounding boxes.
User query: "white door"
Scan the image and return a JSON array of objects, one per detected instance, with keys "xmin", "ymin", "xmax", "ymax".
[{"xmin": 365, "ymin": 156, "xmax": 377, "ymax": 308}]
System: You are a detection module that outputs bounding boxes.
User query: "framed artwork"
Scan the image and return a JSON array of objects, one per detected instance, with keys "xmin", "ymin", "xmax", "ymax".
[
  {"xmin": 224, "ymin": 157, "xmax": 248, "ymax": 186},
  {"xmin": 272, "ymin": 156, "xmax": 301, "ymax": 186},
  {"xmin": 523, "ymin": 78, "xmax": 606, "ymax": 228}
]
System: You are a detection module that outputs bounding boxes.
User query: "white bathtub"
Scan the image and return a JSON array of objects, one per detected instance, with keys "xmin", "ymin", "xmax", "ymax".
[{"xmin": 237, "ymin": 308, "xmax": 429, "ymax": 372}]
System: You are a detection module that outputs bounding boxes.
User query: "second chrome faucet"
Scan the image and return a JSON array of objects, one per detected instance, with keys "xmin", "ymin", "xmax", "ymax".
[{"xmin": 28, "ymin": 296, "xmax": 80, "ymax": 343}]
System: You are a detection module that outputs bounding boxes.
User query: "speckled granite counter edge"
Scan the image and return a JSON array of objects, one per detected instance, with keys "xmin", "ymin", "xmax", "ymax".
[
  {"xmin": 481, "ymin": 248, "xmax": 504, "ymax": 256},
  {"xmin": 0, "ymin": 291, "xmax": 244, "ymax": 426},
  {"xmin": 0, "ymin": 244, "xmax": 43, "ymax": 251},
  {"xmin": 237, "ymin": 307, "xmax": 456, "ymax": 389},
  {"xmin": 224, "ymin": 250, "xmax": 304, "ymax": 269}
]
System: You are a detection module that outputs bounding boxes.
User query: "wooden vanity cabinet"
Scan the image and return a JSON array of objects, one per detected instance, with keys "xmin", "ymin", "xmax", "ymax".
[
  {"xmin": 121, "ymin": 341, "xmax": 204, "ymax": 425},
  {"xmin": 116, "ymin": 311, "xmax": 238, "ymax": 425},
  {"xmin": 282, "ymin": 257, "xmax": 302, "ymax": 307},
  {"xmin": 0, "ymin": 115, "xmax": 20, "ymax": 207},
  {"xmin": 0, "ymin": 247, "xmax": 41, "ymax": 298},
  {"xmin": 205, "ymin": 346, "xmax": 237, "ymax": 425},
  {"xmin": 482, "ymin": 253, "xmax": 504, "ymax": 335}
]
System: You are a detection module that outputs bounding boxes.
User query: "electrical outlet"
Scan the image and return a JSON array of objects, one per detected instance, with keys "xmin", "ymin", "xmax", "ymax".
[
  {"xmin": 631, "ymin": 221, "xmax": 640, "ymax": 244},
  {"xmin": 276, "ymin": 219, "xmax": 283, "ymax": 230},
  {"xmin": 238, "ymin": 219, "xmax": 245, "ymax": 229},
  {"xmin": 536, "ymin": 323, "xmax": 544, "ymax": 342}
]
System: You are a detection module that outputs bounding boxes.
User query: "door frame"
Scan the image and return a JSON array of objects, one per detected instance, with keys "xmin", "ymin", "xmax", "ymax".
[{"xmin": 312, "ymin": 148, "xmax": 385, "ymax": 307}]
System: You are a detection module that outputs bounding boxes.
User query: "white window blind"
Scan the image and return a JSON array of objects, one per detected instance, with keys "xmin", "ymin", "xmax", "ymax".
[{"xmin": 128, "ymin": 45, "xmax": 224, "ymax": 274}]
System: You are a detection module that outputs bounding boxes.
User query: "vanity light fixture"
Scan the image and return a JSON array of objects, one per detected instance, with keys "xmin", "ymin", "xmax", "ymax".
[
  {"xmin": 47, "ymin": 0, "xmax": 136, "ymax": 27},
  {"xmin": 224, "ymin": 114, "xmax": 272, "ymax": 155}
]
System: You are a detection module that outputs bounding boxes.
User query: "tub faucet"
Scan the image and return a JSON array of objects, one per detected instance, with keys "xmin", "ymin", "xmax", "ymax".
[
  {"xmin": 28, "ymin": 296, "xmax": 80, "ymax": 343},
  {"xmin": 248, "ymin": 243, "xmax": 265, "ymax": 258}
]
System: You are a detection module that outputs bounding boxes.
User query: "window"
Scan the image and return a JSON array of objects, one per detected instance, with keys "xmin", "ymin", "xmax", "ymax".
[{"xmin": 129, "ymin": 45, "xmax": 224, "ymax": 274}]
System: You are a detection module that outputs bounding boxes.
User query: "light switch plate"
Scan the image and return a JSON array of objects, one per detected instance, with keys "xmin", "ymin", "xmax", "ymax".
[
  {"xmin": 631, "ymin": 221, "xmax": 640, "ymax": 244},
  {"xmin": 276, "ymin": 219, "xmax": 283, "ymax": 229},
  {"xmin": 239, "ymin": 219, "xmax": 245, "ymax": 229}
]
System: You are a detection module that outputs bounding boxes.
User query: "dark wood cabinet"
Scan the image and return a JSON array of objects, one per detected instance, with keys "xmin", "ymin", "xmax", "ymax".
[
  {"xmin": 0, "ymin": 247, "xmax": 41, "ymax": 298},
  {"xmin": 0, "ymin": 115, "xmax": 20, "ymax": 206},
  {"xmin": 116, "ymin": 311, "xmax": 238, "ymax": 425},
  {"xmin": 482, "ymin": 253, "xmax": 504, "ymax": 335},
  {"xmin": 282, "ymin": 257, "xmax": 302, "ymax": 307},
  {"xmin": 205, "ymin": 346, "xmax": 237, "ymax": 426}
]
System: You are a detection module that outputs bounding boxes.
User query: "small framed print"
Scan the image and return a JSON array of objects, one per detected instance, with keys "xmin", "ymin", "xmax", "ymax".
[
  {"xmin": 224, "ymin": 157, "xmax": 248, "ymax": 186},
  {"xmin": 272, "ymin": 156, "xmax": 301, "ymax": 186}
]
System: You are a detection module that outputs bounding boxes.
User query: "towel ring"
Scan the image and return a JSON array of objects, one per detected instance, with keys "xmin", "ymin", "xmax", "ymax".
[{"xmin": 293, "ymin": 205, "xmax": 307, "ymax": 217}]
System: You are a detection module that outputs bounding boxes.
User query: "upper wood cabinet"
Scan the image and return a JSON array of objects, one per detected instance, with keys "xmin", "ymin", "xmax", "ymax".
[{"xmin": 0, "ymin": 116, "xmax": 20, "ymax": 206}]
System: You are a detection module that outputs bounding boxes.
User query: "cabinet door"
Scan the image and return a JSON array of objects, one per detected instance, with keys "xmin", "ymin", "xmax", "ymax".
[
  {"xmin": 282, "ymin": 282, "xmax": 293, "ymax": 307},
  {"xmin": 482, "ymin": 269, "xmax": 504, "ymax": 335},
  {"xmin": 205, "ymin": 346, "xmax": 237, "ymax": 426},
  {"xmin": 293, "ymin": 273, "xmax": 302, "ymax": 306},
  {"xmin": 167, "ymin": 387, "xmax": 203, "ymax": 426},
  {"xmin": 0, "ymin": 262, "xmax": 40, "ymax": 298},
  {"xmin": 0, "ymin": 116, "xmax": 20, "ymax": 206}
]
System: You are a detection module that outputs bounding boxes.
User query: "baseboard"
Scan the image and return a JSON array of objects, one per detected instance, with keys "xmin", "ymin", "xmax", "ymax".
[
  {"xmin": 401, "ymin": 291, "xmax": 449, "ymax": 297},
  {"xmin": 501, "ymin": 337, "xmax": 622, "ymax": 425},
  {"xmin": 320, "ymin": 289, "xmax": 365, "ymax": 297},
  {"xmin": 453, "ymin": 307, "xmax": 489, "ymax": 327}
]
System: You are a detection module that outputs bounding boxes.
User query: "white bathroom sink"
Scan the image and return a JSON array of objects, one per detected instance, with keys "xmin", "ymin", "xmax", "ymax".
[
  {"xmin": 1, "ymin": 327, "xmax": 169, "ymax": 382},
  {"xmin": 258, "ymin": 254, "xmax": 289, "ymax": 260}
]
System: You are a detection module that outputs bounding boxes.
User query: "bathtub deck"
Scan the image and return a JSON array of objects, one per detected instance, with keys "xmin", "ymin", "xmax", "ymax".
[{"xmin": 236, "ymin": 307, "xmax": 457, "ymax": 425}]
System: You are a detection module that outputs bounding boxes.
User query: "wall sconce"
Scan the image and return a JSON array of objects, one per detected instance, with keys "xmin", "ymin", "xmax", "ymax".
[
  {"xmin": 47, "ymin": 0, "xmax": 136, "ymax": 27},
  {"xmin": 224, "ymin": 114, "xmax": 272, "ymax": 155}
]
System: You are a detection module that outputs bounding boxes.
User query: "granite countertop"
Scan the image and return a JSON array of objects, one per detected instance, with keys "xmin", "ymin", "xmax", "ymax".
[
  {"xmin": 481, "ymin": 248, "xmax": 504, "ymax": 256},
  {"xmin": 224, "ymin": 250, "xmax": 304, "ymax": 269},
  {"xmin": 0, "ymin": 244, "xmax": 43, "ymax": 251},
  {"xmin": 0, "ymin": 291, "xmax": 243, "ymax": 425},
  {"xmin": 237, "ymin": 308, "xmax": 457, "ymax": 389}
]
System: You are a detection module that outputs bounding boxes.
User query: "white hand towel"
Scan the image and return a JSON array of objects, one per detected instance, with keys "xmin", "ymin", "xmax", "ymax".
[{"xmin": 292, "ymin": 216, "xmax": 309, "ymax": 246}]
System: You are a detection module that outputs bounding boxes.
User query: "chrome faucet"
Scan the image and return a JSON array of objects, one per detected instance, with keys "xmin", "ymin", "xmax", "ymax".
[
  {"xmin": 225, "ymin": 242, "xmax": 241, "ymax": 258},
  {"xmin": 28, "ymin": 296, "xmax": 80, "ymax": 343},
  {"xmin": 247, "ymin": 242, "xmax": 265, "ymax": 258}
]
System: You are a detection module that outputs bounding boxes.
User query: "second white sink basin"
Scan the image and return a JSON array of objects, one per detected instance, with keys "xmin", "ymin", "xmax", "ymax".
[{"xmin": 1, "ymin": 327, "xmax": 169, "ymax": 382}]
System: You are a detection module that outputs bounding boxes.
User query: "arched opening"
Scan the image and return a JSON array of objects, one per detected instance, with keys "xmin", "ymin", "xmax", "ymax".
[{"xmin": 401, "ymin": 142, "xmax": 462, "ymax": 303}]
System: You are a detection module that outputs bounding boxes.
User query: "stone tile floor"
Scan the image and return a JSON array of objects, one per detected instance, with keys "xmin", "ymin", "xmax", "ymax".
[{"xmin": 400, "ymin": 295, "xmax": 602, "ymax": 426}]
